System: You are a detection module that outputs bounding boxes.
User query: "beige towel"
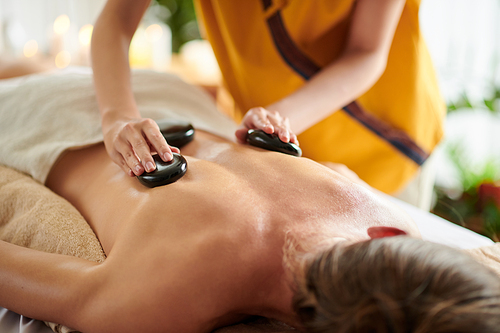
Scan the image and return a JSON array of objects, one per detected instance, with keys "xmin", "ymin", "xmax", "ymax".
[
  {"xmin": 0, "ymin": 165, "xmax": 105, "ymax": 333},
  {"xmin": 0, "ymin": 165, "xmax": 105, "ymax": 262},
  {"xmin": 0, "ymin": 68, "xmax": 238, "ymax": 184},
  {"xmin": 465, "ymin": 243, "xmax": 500, "ymax": 277}
]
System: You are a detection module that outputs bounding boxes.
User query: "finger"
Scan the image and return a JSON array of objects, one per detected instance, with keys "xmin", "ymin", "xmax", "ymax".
[
  {"xmin": 276, "ymin": 125, "xmax": 290, "ymax": 143},
  {"xmin": 279, "ymin": 116, "xmax": 298, "ymax": 145},
  {"xmin": 245, "ymin": 108, "xmax": 274, "ymax": 133},
  {"xmin": 125, "ymin": 129, "xmax": 157, "ymax": 173},
  {"xmin": 142, "ymin": 121, "xmax": 173, "ymax": 163},
  {"xmin": 252, "ymin": 113, "xmax": 274, "ymax": 134},
  {"xmin": 170, "ymin": 146, "xmax": 181, "ymax": 154},
  {"xmin": 235, "ymin": 127, "xmax": 249, "ymax": 143},
  {"xmin": 149, "ymin": 144, "xmax": 180, "ymax": 155},
  {"xmin": 111, "ymin": 145, "xmax": 142, "ymax": 176},
  {"xmin": 283, "ymin": 117, "xmax": 298, "ymax": 145},
  {"xmin": 110, "ymin": 149, "xmax": 136, "ymax": 177},
  {"xmin": 267, "ymin": 113, "xmax": 290, "ymax": 143},
  {"xmin": 148, "ymin": 143, "xmax": 179, "ymax": 156},
  {"xmin": 115, "ymin": 137, "xmax": 145, "ymax": 176}
]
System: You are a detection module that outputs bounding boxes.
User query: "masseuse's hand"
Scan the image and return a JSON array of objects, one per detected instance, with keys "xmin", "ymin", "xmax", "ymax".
[
  {"xmin": 235, "ymin": 107, "xmax": 299, "ymax": 145},
  {"xmin": 103, "ymin": 115, "xmax": 180, "ymax": 177}
]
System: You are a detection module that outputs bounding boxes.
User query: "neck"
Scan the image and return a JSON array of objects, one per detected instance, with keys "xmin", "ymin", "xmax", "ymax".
[
  {"xmin": 251, "ymin": 273, "xmax": 299, "ymax": 328},
  {"xmin": 207, "ymin": 264, "xmax": 299, "ymax": 331}
]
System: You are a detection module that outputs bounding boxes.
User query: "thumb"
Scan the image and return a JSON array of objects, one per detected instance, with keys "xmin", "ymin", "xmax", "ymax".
[{"xmin": 235, "ymin": 128, "xmax": 249, "ymax": 143}]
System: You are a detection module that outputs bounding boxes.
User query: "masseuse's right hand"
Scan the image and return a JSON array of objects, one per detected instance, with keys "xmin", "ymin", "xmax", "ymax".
[
  {"xmin": 102, "ymin": 113, "xmax": 180, "ymax": 177},
  {"xmin": 92, "ymin": 0, "xmax": 179, "ymax": 177}
]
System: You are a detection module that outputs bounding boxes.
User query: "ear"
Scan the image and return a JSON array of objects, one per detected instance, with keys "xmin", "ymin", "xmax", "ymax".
[{"xmin": 367, "ymin": 226, "xmax": 407, "ymax": 239}]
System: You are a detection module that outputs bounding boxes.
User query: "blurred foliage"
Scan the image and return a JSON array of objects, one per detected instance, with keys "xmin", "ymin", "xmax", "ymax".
[
  {"xmin": 436, "ymin": 61, "xmax": 500, "ymax": 231},
  {"xmin": 483, "ymin": 201, "xmax": 500, "ymax": 238},
  {"xmin": 446, "ymin": 143, "xmax": 500, "ymax": 193},
  {"xmin": 435, "ymin": 10, "xmax": 500, "ymax": 236},
  {"xmin": 437, "ymin": 78, "xmax": 500, "ymax": 239},
  {"xmin": 433, "ymin": 189, "xmax": 500, "ymax": 241},
  {"xmin": 154, "ymin": 0, "xmax": 200, "ymax": 53},
  {"xmin": 432, "ymin": 143, "xmax": 500, "ymax": 241},
  {"xmin": 447, "ymin": 86, "xmax": 500, "ymax": 113}
]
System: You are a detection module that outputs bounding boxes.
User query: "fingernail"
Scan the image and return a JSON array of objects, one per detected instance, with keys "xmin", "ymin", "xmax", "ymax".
[
  {"xmin": 163, "ymin": 152, "xmax": 173, "ymax": 161},
  {"xmin": 146, "ymin": 161, "xmax": 155, "ymax": 172},
  {"xmin": 135, "ymin": 165, "xmax": 142, "ymax": 174}
]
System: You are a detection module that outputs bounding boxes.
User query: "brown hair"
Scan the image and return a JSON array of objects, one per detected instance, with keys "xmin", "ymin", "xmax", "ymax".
[{"xmin": 292, "ymin": 236, "xmax": 500, "ymax": 333}]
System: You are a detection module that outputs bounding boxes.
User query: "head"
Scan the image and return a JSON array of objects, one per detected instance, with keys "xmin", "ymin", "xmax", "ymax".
[{"xmin": 291, "ymin": 236, "xmax": 500, "ymax": 333}]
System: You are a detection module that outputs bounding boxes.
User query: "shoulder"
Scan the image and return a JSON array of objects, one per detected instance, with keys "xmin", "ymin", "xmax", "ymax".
[
  {"xmin": 74, "ymin": 258, "xmax": 206, "ymax": 332},
  {"xmin": 76, "ymin": 240, "xmax": 258, "ymax": 332}
]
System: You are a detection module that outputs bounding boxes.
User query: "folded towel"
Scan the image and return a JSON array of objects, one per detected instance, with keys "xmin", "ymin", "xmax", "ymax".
[
  {"xmin": 0, "ymin": 165, "xmax": 105, "ymax": 262},
  {"xmin": 0, "ymin": 165, "xmax": 105, "ymax": 333},
  {"xmin": 465, "ymin": 243, "xmax": 500, "ymax": 277}
]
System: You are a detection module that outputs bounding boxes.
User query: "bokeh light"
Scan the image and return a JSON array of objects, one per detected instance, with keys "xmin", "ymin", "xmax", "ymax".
[
  {"xmin": 23, "ymin": 40, "xmax": 38, "ymax": 58},
  {"xmin": 145, "ymin": 24, "xmax": 163, "ymax": 42},
  {"xmin": 53, "ymin": 14, "xmax": 70, "ymax": 34},
  {"xmin": 79, "ymin": 24, "xmax": 94, "ymax": 46},
  {"xmin": 55, "ymin": 50, "xmax": 71, "ymax": 68}
]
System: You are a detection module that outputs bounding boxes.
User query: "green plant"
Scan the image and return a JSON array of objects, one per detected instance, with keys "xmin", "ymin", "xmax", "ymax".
[
  {"xmin": 483, "ymin": 201, "xmax": 500, "ymax": 238},
  {"xmin": 447, "ymin": 93, "xmax": 473, "ymax": 112},
  {"xmin": 154, "ymin": 0, "xmax": 200, "ymax": 52},
  {"xmin": 484, "ymin": 87, "xmax": 500, "ymax": 112},
  {"xmin": 432, "ymin": 143, "xmax": 500, "ymax": 240},
  {"xmin": 447, "ymin": 88, "xmax": 500, "ymax": 114},
  {"xmin": 447, "ymin": 143, "xmax": 500, "ymax": 194}
]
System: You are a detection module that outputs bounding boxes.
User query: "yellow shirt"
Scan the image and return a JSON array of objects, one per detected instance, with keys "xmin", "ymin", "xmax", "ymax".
[{"xmin": 194, "ymin": 0, "xmax": 446, "ymax": 193}]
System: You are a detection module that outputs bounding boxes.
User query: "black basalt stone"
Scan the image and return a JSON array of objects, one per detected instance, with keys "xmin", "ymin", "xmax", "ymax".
[
  {"xmin": 137, "ymin": 153, "xmax": 187, "ymax": 188},
  {"xmin": 246, "ymin": 129, "xmax": 302, "ymax": 157},
  {"xmin": 157, "ymin": 120, "xmax": 195, "ymax": 148}
]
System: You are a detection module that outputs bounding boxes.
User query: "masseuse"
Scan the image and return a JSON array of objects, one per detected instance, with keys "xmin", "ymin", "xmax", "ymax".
[{"xmin": 92, "ymin": 0, "xmax": 445, "ymax": 208}]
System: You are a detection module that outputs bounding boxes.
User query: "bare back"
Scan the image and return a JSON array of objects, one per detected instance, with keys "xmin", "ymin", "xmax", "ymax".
[{"xmin": 45, "ymin": 131, "xmax": 417, "ymax": 332}]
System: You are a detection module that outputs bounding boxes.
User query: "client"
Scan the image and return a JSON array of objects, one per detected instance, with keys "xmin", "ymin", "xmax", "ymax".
[{"xmin": 0, "ymin": 69, "xmax": 500, "ymax": 333}]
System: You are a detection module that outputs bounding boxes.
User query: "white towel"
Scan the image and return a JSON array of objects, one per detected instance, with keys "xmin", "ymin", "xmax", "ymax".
[{"xmin": 0, "ymin": 67, "xmax": 238, "ymax": 184}]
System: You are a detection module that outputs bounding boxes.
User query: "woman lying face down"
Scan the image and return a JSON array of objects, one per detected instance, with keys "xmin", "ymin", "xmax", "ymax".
[
  {"xmin": 0, "ymin": 129, "xmax": 498, "ymax": 333},
  {"xmin": 0, "ymin": 68, "xmax": 499, "ymax": 333}
]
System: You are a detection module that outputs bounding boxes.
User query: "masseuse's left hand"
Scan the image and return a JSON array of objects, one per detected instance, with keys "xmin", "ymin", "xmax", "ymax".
[{"xmin": 235, "ymin": 107, "xmax": 299, "ymax": 145}]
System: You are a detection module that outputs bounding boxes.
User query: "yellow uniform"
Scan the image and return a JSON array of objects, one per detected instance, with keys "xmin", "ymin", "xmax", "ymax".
[{"xmin": 194, "ymin": 0, "xmax": 446, "ymax": 193}]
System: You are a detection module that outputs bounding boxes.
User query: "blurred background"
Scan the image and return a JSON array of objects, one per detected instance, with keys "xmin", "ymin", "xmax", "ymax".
[{"xmin": 0, "ymin": 0, "xmax": 499, "ymax": 237}]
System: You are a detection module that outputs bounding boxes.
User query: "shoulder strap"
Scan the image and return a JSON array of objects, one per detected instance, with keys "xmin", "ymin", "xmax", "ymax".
[{"xmin": 260, "ymin": 0, "xmax": 429, "ymax": 165}]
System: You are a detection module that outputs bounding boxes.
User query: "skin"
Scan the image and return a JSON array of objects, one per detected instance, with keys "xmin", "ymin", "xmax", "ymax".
[
  {"xmin": 0, "ymin": 129, "xmax": 419, "ymax": 333},
  {"xmin": 91, "ymin": 0, "xmax": 406, "ymax": 177}
]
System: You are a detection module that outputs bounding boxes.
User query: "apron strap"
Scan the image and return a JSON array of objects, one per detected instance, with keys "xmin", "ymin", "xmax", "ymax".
[{"xmin": 261, "ymin": 0, "xmax": 429, "ymax": 166}]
